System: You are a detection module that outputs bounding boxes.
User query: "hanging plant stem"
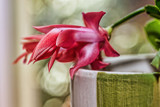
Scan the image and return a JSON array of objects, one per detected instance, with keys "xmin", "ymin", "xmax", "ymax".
[{"xmin": 111, "ymin": 7, "xmax": 145, "ymax": 28}]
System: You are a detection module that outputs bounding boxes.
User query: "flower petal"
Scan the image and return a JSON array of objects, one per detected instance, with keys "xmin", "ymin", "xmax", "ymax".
[
  {"xmin": 33, "ymin": 25, "xmax": 84, "ymax": 34},
  {"xmin": 23, "ymin": 35, "xmax": 44, "ymax": 40},
  {"xmin": 69, "ymin": 43, "xmax": 100, "ymax": 79},
  {"xmin": 29, "ymin": 29, "xmax": 60, "ymax": 62},
  {"xmin": 82, "ymin": 11, "xmax": 106, "ymax": 30},
  {"xmin": 35, "ymin": 46, "xmax": 56, "ymax": 61},
  {"xmin": 56, "ymin": 48, "xmax": 76, "ymax": 62},
  {"xmin": 91, "ymin": 59, "xmax": 110, "ymax": 70},
  {"xmin": 13, "ymin": 52, "xmax": 28, "ymax": 64},
  {"xmin": 104, "ymin": 37, "xmax": 120, "ymax": 57},
  {"xmin": 22, "ymin": 41, "xmax": 39, "ymax": 52},
  {"xmin": 48, "ymin": 48, "xmax": 59, "ymax": 71},
  {"xmin": 56, "ymin": 28, "xmax": 104, "ymax": 48}
]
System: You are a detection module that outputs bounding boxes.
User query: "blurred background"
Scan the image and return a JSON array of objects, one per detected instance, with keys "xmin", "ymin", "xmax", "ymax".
[{"xmin": 0, "ymin": 0, "xmax": 155, "ymax": 107}]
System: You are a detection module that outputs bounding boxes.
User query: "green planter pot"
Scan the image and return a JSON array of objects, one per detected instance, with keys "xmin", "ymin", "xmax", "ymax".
[{"xmin": 71, "ymin": 54, "xmax": 160, "ymax": 107}]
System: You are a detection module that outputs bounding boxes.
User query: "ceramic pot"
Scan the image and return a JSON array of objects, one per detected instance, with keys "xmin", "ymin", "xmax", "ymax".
[{"xmin": 71, "ymin": 54, "xmax": 160, "ymax": 107}]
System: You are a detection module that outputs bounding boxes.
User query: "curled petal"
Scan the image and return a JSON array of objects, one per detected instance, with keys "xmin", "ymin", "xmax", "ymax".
[
  {"xmin": 70, "ymin": 43, "xmax": 100, "ymax": 79},
  {"xmin": 13, "ymin": 52, "xmax": 28, "ymax": 64},
  {"xmin": 22, "ymin": 41, "xmax": 39, "ymax": 53},
  {"xmin": 33, "ymin": 25, "xmax": 84, "ymax": 34},
  {"xmin": 23, "ymin": 35, "xmax": 44, "ymax": 40},
  {"xmin": 82, "ymin": 11, "xmax": 106, "ymax": 30},
  {"xmin": 34, "ymin": 46, "xmax": 56, "ymax": 61},
  {"xmin": 29, "ymin": 29, "xmax": 60, "ymax": 62},
  {"xmin": 91, "ymin": 59, "xmax": 110, "ymax": 70},
  {"xmin": 104, "ymin": 37, "xmax": 120, "ymax": 57},
  {"xmin": 48, "ymin": 48, "xmax": 59, "ymax": 71},
  {"xmin": 56, "ymin": 48, "xmax": 76, "ymax": 62},
  {"xmin": 56, "ymin": 28, "xmax": 104, "ymax": 48}
]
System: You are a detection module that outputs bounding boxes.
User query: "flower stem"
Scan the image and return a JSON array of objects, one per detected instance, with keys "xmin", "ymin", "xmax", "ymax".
[{"xmin": 111, "ymin": 7, "xmax": 145, "ymax": 28}]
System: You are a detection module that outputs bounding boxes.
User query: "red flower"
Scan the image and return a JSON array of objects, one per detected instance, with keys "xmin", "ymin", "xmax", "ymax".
[
  {"xmin": 68, "ymin": 11, "xmax": 119, "ymax": 78},
  {"xmin": 13, "ymin": 35, "xmax": 44, "ymax": 64},
  {"xmin": 15, "ymin": 11, "xmax": 119, "ymax": 79}
]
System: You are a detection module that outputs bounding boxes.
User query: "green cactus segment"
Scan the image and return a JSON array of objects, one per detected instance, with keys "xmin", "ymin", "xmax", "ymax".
[
  {"xmin": 145, "ymin": 19, "xmax": 160, "ymax": 68},
  {"xmin": 156, "ymin": 0, "xmax": 160, "ymax": 9},
  {"xmin": 145, "ymin": 19, "xmax": 160, "ymax": 50},
  {"xmin": 97, "ymin": 72, "xmax": 160, "ymax": 107},
  {"xmin": 145, "ymin": 5, "xmax": 160, "ymax": 19}
]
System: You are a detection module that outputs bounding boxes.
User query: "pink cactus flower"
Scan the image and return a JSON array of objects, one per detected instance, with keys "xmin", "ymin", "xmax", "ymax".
[{"xmin": 15, "ymin": 11, "xmax": 119, "ymax": 79}]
